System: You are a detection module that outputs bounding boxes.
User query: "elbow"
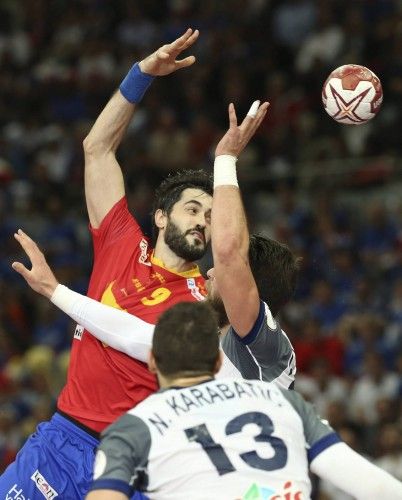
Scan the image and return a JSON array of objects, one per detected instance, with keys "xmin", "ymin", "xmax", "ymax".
[
  {"xmin": 83, "ymin": 135, "xmax": 97, "ymax": 156},
  {"xmin": 83, "ymin": 135, "xmax": 109, "ymax": 157},
  {"xmin": 213, "ymin": 234, "xmax": 247, "ymax": 264}
]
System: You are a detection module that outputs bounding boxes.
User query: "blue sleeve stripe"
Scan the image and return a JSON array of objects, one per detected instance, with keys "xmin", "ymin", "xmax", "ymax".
[
  {"xmin": 308, "ymin": 432, "xmax": 342, "ymax": 462},
  {"xmin": 89, "ymin": 478, "xmax": 133, "ymax": 496},
  {"xmin": 233, "ymin": 301, "xmax": 265, "ymax": 345}
]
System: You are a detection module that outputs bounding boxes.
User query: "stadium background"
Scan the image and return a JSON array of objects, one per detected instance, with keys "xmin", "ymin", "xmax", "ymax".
[{"xmin": 0, "ymin": 0, "xmax": 401, "ymax": 495}]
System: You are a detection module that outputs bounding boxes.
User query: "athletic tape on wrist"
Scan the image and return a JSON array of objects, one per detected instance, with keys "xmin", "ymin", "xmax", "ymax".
[
  {"xmin": 119, "ymin": 63, "xmax": 155, "ymax": 103},
  {"xmin": 214, "ymin": 155, "xmax": 238, "ymax": 187}
]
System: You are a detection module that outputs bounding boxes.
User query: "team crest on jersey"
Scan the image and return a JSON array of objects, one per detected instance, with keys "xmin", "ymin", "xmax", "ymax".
[
  {"xmin": 138, "ymin": 238, "xmax": 151, "ymax": 266},
  {"xmin": 74, "ymin": 324, "xmax": 84, "ymax": 341},
  {"xmin": 186, "ymin": 278, "xmax": 205, "ymax": 301},
  {"xmin": 243, "ymin": 481, "xmax": 302, "ymax": 500},
  {"xmin": 30, "ymin": 470, "xmax": 58, "ymax": 499}
]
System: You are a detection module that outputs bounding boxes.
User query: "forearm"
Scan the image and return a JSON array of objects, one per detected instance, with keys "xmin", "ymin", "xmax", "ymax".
[
  {"xmin": 83, "ymin": 91, "xmax": 133, "ymax": 226},
  {"xmin": 83, "ymin": 90, "xmax": 136, "ymax": 155},
  {"xmin": 212, "ymin": 156, "xmax": 249, "ymax": 264},
  {"xmin": 51, "ymin": 285, "xmax": 154, "ymax": 361},
  {"xmin": 211, "ymin": 156, "xmax": 259, "ymax": 335},
  {"xmin": 83, "ymin": 64, "xmax": 154, "ymax": 227},
  {"xmin": 311, "ymin": 442, "xmax": 402, "ymax": 499}
]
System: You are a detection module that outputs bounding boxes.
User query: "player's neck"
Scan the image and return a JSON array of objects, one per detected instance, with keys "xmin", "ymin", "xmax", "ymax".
[
  {"xmin": 159, "ymin": 374, "xmax": 214, "ymax": 388},
  {"xmin": 153, "ymin": 239, "xmax": 197, "ymax": 273}
]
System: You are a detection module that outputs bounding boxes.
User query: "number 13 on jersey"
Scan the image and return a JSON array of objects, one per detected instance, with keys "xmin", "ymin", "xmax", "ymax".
[{"xmin": 185, "ymin": 411, "xmax": 288, "ymax": 475}]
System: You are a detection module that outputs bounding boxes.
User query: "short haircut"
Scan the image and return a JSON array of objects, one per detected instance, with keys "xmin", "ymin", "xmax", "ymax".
[
  {"xmin": 151, "ymin": 169, "xmax": 213, "ymax": 239},
  {"xmin": 249, "ymin": 234, "xmax": 301, "ymax": 316},
  {"xmin": 152, "ymin": 301, "xmax": 219, "ymax": 377}
]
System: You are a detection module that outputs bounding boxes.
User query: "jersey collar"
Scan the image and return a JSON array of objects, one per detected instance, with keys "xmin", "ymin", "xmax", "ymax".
[
  {"xmin": 150, "ymin": 252, "xmax": 201, "ymax": 278},
  {"xmin": 157, "ymin": 378, "xmax": 215, "ymax": 392}
]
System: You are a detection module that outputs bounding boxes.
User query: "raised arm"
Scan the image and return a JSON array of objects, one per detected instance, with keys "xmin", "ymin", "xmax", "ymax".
[
  {"xmin": 212, "ymin": 101, "xmax": 269, "ymax": 336},
  {"xmin": 83, "ymin": 28, "xmax": 199, "ymax": 228},
  {"xmin": 12, "ymin": 230, "xmax": 154, "ymax": 361},
  {"xmin": 284, "ymin": 388, "xmax": 402, "ymax": 499}
]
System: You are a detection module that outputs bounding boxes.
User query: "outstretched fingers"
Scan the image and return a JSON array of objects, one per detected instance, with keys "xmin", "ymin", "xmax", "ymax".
[
  {"xmin": 11, "ymin": 260, "xmax": 30, "ymax": 280},
  {"xmin": 175, "ymin": 28, "xmax": 199, "ymax": 52},
  {"xmin": 13, "ymin": 229, "xmax": 40, "ymax": 263},
  {"xmin": 228, "ymin": 103, "xmax": 238, "ymax": 129},
  {"xmin": 252, "ymin": 101, "xmax": 270, "ymax": 130},
  {"xmin": 247, "ymin": 100, "xmax": 261, "ymax": 119},
  {"xmin": 167, "ymin": 28, "xmax": 199, "ymax": 56},
  {"xmin": 156, "ymin": 28, "xmax": 199, "ymax": 70},
  {"xmin": 174, "ymin": 55, "xmax": 196, "ymax": 69},
  {"xmin": 241, "ymin": 100, "xmax": 270, "ymax": 141}
]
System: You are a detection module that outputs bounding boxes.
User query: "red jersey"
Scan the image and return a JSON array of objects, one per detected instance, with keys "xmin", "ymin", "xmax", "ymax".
[{"xmin": 57, "ymin": 197, "xmax": 207, "ymax": 432}]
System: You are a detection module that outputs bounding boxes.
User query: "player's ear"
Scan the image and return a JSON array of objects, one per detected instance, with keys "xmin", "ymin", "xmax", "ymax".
[
  {"xmin": 154, "ymin": 209, "xmax": 167, "ymax": 230},
  {"xmin": 214, "ymin": 350, "xmax": 223, "ymax": 374},
  {"xmin": 148, "ymin": 350, "xmax": 157, "ymax": 374}
]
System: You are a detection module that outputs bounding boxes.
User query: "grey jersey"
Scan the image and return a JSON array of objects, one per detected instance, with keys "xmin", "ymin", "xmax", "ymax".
[
  {"xmin": 220, "ymin": 300, "xmax": 296, "ymax": 389},
  {"xmin": 90, "ymin": 377, "xmax": 339, "ymax": 500}
]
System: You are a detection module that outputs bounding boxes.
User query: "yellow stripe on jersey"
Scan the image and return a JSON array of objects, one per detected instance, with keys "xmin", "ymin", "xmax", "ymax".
[{"xmin": 150, "ymin": 252, "xmax": 201, "ymax": 278}]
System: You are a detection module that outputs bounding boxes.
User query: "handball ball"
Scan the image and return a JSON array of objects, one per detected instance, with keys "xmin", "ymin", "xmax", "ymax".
[{"xmin": 322, "ymin": 64, "xmax": 383, "ymax": 125}]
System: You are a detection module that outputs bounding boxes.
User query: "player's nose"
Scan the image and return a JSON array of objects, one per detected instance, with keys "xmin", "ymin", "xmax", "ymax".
[{"xmin": 196, "ymin": 211, "xmax": 208, "ymax": 227}]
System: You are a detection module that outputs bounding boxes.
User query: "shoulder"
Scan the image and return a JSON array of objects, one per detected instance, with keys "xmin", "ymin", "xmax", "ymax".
[
  {"xmin": 223, "ymin": 300, "xmax": 290, "ymax": 348},
  {"xmin": 103, "ymin": 411, "xmax": 150, "ymax": 439}
]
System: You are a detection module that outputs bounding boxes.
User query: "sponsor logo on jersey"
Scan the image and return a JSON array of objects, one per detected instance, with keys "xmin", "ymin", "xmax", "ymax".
[
  {"xmin": 243, "ymin": 480, "xmax": 302, "ymax": 500},
  {"xmin": 6, "ymin": 483, "xmax": 30, "ymax": 500},
  {"xmin": 138, "ymin": 238, "xmax": 151, "ymax": 266},
  {"xmin": 186, "ymin": 278, "xmax": 205, "ymax": 301},
  {"xmin": 74, "ymin": 324, "xmax": 84, "ymax": 341},
  {"xmin": 30, "ymin": 470, "xmax": 58, "ymax": 499},
  {"xmin": 243, "ymin": 482, "xmax": 275, "ymax": 500}
]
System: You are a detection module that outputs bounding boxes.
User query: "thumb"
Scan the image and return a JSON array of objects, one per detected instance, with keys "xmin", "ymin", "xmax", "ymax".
[{"xmin": 12, "ymin": 261, "xmax": 30, "ymax": 280}]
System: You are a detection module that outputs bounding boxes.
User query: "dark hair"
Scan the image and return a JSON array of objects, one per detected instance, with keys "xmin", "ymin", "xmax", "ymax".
[
  {"xmin": 248, "ymin": 234, "xmax": 301, "ymax": 316},
  {"xmin": 151, "ymin": 169, "xmax": 213, "ymax": 240},
  {"xmin": 152, "ymin": 301, "xmax": 219, "ymax": 377}
]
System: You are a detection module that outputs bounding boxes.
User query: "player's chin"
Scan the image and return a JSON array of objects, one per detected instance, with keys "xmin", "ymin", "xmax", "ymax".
[{"xmin": 188, "ymin": 235, "xmax": 205, "ymax": 248}]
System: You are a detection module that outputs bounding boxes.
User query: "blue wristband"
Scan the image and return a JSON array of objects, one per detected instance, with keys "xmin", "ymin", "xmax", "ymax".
[{"xmin": 119, "ymin": 63, "xmax": 155, "ymax": 104}]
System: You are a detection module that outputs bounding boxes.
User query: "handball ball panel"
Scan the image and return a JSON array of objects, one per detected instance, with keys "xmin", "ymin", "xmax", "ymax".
[{"xmin": 322, "ymin": 64, "xmax": 383, "ymax": 125}]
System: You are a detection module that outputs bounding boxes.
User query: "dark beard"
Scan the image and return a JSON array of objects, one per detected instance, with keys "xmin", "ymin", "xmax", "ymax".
[
  {"xmin": 207, "ymin": 295, "xmax": 229, "ymax": 329},
  {"xmin": 164, "ymin": 219, "xmax": 206, "ymax": 261}
]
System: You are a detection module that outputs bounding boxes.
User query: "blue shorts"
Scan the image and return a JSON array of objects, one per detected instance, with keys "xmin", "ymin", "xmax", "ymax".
[{"xmin": 0, "ymin": 412, "xmax": 147, "ymax": 499}]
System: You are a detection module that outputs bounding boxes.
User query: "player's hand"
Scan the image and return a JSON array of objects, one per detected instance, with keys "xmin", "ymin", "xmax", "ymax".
[
  {"xmin": 215, "ymin": 100, "xmax": 270, "ymax": 158},
  {"xmin": 139, "ymin": 28, "xmax": 199, "ymax": 76},
  {"xmin": 12, "ymin": 229, "xmax": 59, "ymax": 299}
]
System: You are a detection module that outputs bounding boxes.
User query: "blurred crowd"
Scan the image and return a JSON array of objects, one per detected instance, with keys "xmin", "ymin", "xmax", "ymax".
[{"xmin": 0, "ymin": 0, "xmax": 402, "ymax": 495}]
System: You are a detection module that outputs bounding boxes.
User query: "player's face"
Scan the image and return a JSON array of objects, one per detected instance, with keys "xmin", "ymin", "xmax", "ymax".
[
  {"xmin": 164, "ymin": 188, "xmax": 212, "ymax": 261},
  {"xmin": 205, "ymin": 267, "xmax": 229, "ymax": 329}
]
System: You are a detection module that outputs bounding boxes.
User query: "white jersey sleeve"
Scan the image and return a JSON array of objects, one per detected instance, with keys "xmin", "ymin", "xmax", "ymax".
[
  {"xmin": 51, "ymin": 285, "xmax": 242, "ymax": 376},
  {"xmin": 220, "ymin": 301, "xmax": 296, "ymax": 389},
  {"xmin": 311, "ymin": 442, "xmax": 402, "ymax": 499},
  {"xmin": 51, "ymin": 284, "xmax": 154, "ymax": 362},
  {"xmin": 283, "ymin": 390, "xmax": 402, "ymax": 498}
]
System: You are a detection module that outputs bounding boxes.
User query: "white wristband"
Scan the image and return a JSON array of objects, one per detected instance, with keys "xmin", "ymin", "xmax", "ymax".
[{"xmin": 214, "ymin": 155, "xmax": 238, "ymax": 188}]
